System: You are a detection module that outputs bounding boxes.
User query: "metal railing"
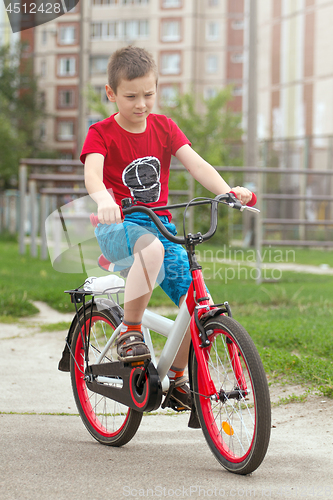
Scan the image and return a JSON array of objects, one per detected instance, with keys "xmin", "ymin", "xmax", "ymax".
[
  {"xmin": 18, "ymin": 158, "xmax": 194, "ymax": 259},
  {"xmin": 17, "ymin": 155, "xmax": 333, "ymax": 285}
]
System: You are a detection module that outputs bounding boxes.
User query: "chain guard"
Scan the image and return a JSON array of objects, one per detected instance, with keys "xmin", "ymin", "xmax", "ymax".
[{"xmin": 86, "ymin": 360, "xmax": 162, "ymax": 413}]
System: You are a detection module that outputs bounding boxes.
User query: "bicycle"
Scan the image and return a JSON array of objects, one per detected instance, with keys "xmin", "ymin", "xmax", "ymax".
[{"xmin": 59, "ymin": 192, "xmax": 271, "ymax": 475}]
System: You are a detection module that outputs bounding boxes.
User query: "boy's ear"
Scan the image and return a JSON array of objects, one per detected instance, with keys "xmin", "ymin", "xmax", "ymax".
[{"xmin": 105, "ymin": 84, "xmax": 116, "ymax": 102}]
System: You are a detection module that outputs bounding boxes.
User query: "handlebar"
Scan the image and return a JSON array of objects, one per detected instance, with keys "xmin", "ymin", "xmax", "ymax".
[{"xmin": 90, "ymin": 192, "xmax": 259, "ymax": 246}]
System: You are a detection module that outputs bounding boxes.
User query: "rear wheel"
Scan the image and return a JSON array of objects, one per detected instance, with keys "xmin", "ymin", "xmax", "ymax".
[
  {"xmin": 191, "ymin": 314, "xmax": 271, "ymax": 474},
  {"xmin": 70, "ymin": 305, "xmax": 142, "ymax": 446}
]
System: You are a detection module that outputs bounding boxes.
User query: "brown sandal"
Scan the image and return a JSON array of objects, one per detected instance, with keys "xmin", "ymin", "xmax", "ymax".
[
  {"xmin": 115, "ymin": 331, "xmax": 151, "ymax": 362},
  {"xmin": 167, "ymin": 376, "xmax": 192, "ymax": 411}
]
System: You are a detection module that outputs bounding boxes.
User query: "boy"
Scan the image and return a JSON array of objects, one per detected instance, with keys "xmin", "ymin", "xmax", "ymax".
[{"xmin": 81, "ymin": 46, "xmax": 251, "ymax": 410}]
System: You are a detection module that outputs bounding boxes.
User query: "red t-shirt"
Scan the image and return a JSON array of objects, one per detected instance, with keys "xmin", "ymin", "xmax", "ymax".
[{"xmin": 80, "ymin": 113, "xmax": 191, "ymax": 220}]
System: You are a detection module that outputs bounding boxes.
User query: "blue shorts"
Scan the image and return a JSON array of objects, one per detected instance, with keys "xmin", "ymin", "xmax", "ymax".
[{"xmin": 95, "ymin": 213, "xmax": 192, "ymax": 306}]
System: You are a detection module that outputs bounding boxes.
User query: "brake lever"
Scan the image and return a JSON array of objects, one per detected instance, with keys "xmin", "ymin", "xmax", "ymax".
[
  {"xmin": 227, "ymin": 191, "xmax": 260, "ymax": 213},
  {"xmin": 240, "ymin": 205, "xmax": 260, "ymax": 213}
]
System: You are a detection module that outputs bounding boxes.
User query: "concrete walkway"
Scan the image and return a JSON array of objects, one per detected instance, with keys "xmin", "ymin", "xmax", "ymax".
[{"xmin": 1, "ymin": 303, "xmax": 332, "ymax": 500}]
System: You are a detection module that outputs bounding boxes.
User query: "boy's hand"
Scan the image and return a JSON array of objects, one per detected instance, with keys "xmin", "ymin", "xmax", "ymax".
[
  {"xmin": 98, "ymin": 200, "xmax": 123, "ymax": 225},
  {"xmin": 230, "ymin": 186, "xmax": 253, "ymax": 205}
]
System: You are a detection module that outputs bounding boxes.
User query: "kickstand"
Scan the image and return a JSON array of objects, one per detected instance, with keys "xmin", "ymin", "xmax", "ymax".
[{"xmin": 161, "ymin": 380, "xmax": 175, "ymax": 409}]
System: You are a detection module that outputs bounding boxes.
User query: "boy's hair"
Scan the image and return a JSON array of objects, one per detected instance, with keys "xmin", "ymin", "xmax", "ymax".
[{"xmin": 107, "ymin": 46, "xmax": 158, "ymax": 94}]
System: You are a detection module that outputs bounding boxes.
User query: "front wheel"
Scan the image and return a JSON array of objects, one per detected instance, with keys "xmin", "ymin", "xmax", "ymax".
[
  {"xmin": 191, "ymin": 315, "xmax": 271, "ymax": 475},
  {"xmin": 70, "ymin": 305, "xmax": 142, "ymax": 446}
]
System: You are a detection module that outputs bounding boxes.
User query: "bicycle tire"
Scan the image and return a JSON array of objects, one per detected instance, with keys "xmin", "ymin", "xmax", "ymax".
[
  {"xmin": 191, "ymin": 314, "xmax": 271, "ymax": 474},
  {"xmin": 70, "ymin": 305, "xmax": 142, "ymax": 446}
]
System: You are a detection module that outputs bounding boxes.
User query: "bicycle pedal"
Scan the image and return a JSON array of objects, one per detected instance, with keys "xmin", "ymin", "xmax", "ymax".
[
  {"xmin": 174, "ymin": 405, "xmax": 188, "ymax": 412},
  {"xmin": 129, "ymin": 361, "xmax": 145, "ymax": 367},
  {"xmin": 123, "ymin": 358, "xmax": 149, "ymax": 368},
  {"xmin": 164, "ymin": 397, "xmax": 189, "ymax": 412}
]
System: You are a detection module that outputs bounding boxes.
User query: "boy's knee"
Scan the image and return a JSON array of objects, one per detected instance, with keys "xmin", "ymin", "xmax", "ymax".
[{"xmin": 134, "ymin": 234, "xmax": 164, "ymax": 264}]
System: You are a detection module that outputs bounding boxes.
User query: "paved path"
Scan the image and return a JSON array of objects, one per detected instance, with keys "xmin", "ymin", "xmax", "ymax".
[{"xmin": 1, "ymin": 303, "xmax": 332, "ymax": 500}]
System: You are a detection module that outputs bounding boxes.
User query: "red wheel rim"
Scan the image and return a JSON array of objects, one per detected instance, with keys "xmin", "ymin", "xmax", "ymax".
[
  {"xmin": 197, "ymin": 330, "xmax": 256, "ymax": 463},
  {"xmin": 74, "ymin": 316, "xmax": 130, "ymax": 437}
]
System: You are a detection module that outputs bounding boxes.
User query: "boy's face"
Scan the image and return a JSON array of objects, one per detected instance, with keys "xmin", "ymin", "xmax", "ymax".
[{"xmin": 106, "ymin": 72, "xmax": 157, "ymax": 132}]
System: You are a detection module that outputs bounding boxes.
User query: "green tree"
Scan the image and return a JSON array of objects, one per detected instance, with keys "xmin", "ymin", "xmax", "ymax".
[
  {"xmin": 0, "ymin": 43, "xmax": 46, "ymax": 188},
  {"xmin": 162, "ymin": 86, "xmax": 243, "ymax": 166},
  {"xmin": 84, "ymin": 84, "xmax": 111, "ymax": 119}
]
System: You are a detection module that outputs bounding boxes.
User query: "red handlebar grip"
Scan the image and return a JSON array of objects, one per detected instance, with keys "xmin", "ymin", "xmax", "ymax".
[
  {"xmin": 90, "ymin": 206, "xmax": 124, "ymax": 227},
  {"xmin": 247, "ymin": 192, "xmax": 257, "ymax": 207},
  {"xmin": 90, "ymin": 213, "xmax": 99, "ymax": 227},
  {"xmin": 230, "ymin": 191, "xmax": 257, "ymax": 207}
]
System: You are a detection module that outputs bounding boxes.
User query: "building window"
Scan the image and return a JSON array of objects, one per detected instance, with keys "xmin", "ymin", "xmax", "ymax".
[
  {"xmin": 60, "ymin": 152, "xmax": 74, "ymax": 160},
  {"xmin": 58, "ymin": 121, "xmax": 75, "ymax": 141},
  {"xmin": 232, "ymin": 84, "xmax": 243, "ymax": 96},
  {"xmin": 94, "ymin": 86, "xmax": 109, "ymax": 103},
  {"xmin": 59, "ymin": 25, "xmax": 77, "ymax": 45},
  {"xmin": 42, "ymin": 30, "xmax": 47, "ymax": 45},
  {"xmin": 160, "ymin": 85, "xmax": 179, "ymax": 106},
  {"xmin": 121, "ymin": 0, "xmax": 149, "ymax": 4},
  {"xmin": 160, "ymin": 52, "xmax": 181, "ymax": 74},
  {"xmin": 87, "ymin": 117, "xmax": 101, "ymax": 132},
  {"xmin": 58, "ymin": 57, "xmax": 77, "ymax": 77},
  {"xmin": 91, "ymin": 20, "xmax": 149, "ymax": 40},
  {"xmin": 40, "ymin": 60, "xmax": 47, "ymax": 77},
  {"xmin": 92, "ymin": 0, "xmax": 149, "ymax": 5},
  {"xmin": 206, "ymin": 21, "xmax": 220, "ymax": 41},
  {"xmin": 161, "ymin": 20, "xmax": 181, "ymax": 42},
  {"xmin": 40, "ymin": 122, "xmax": 47, "ymax": 141},
  {"xmin": 206, "ymin": 54, "xmax": 218, "ymax": 73},
  {"xmin": 204, "ymin": 87, "xmax": 218, "ymax": 100},
  {"xmin": 232, "ymin": 19, "xmax": 244, "ymax": 30},
  {"xmin": 91, "ymin": 22, "xmax": 103, "ymax": 38},
  {"xmin": 231, "ymin": 52, "xmax": 244, "ymax": 63},
  {"xmin": 58, "ymin": 89, "xmax": 76, "ymax": 108},
  {"xmin": 93, "ymin": 0, "xmax": 118, "ymax": 4},
  {"xmin": 90, "ymin": 56, "xmax": 109, "ymax": 75},
  {"xmin": 162, "ymin": 0, "xmax": 181, "ymax": 7},
  {"xmin": 124, "ymin": 19, "xmax": 149, "ymax": 39}
]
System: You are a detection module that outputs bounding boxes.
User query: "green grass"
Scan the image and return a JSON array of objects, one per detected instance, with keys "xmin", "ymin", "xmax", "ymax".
[
  {"xmin": 1, "ymin": 241, "xmax": 333, "ymax": 397},
  {"xmin": 0, "ymin": 241, "xmax": 86, "ymax": 318},
  {"xmin": 197, "ymin": 243, "xmax": 333, "ymax": 267},
  {"xmin": 41, "ymin": 321, "xmax": 72, "ymax": 332}
]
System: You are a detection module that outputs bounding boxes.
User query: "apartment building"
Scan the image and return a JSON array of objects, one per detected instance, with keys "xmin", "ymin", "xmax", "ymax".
[
  {"xmin": 258, "ymin": 0, "xmax": 333, "ymax": 142},
  {"xmin": 31, "ymin": 0, "xmax": 246, "ymax": 159}
]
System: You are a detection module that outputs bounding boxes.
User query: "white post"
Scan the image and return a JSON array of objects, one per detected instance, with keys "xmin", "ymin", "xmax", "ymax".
[
  {"xmin": 29, "ymin": 179, "xmax": 37, "ymax": 257},
  {"xmin": 19, "ymin": 164, "xmax": 27, "ymax": 255},
  {"xmin": 40, "ymin": 193, "xmax": 48, "ymax": 260}
]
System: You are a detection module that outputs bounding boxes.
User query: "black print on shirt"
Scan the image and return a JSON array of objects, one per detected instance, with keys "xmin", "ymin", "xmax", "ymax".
[{"xmin": 122, "ymin": 156, "xmax": 161, "ymax": 203}]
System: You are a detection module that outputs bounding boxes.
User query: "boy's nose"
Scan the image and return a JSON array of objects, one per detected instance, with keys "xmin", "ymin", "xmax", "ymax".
[{"xmin": 136, "ymin": 98, "xmax": 146, "ymax": 109}]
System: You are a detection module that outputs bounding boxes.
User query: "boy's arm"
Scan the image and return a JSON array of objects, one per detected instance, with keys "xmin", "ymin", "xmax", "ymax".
[
  {"xmin": 175, "ymin": 144, "xmax": 252, "ymax": 205},
  {"xmin": 84, "ymin": 153, "xmax": 122, "ymax": 224}
]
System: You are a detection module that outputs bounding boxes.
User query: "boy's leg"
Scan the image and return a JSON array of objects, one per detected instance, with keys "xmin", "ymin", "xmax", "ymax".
[
  {"xmin": 123, "ymin": 233, "xmax": 164, "ymax": 322},
  {"xmin": 166, "ymin": 294, "xmax": 191, "ymax": 409},
  {"xmin": 117, "ymin": 233, "xmax": 164, "ymax": 361}
]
